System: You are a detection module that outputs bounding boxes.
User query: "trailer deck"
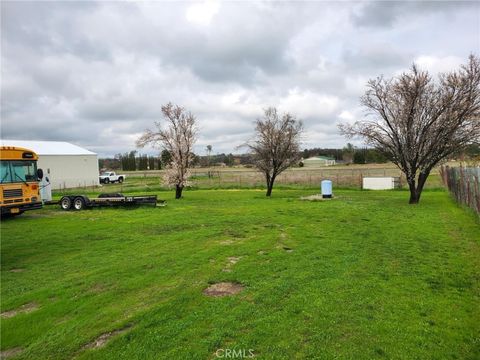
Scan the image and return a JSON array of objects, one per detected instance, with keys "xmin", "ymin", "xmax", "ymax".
[{"xmin": 59, "ymin": 193, "xmax": 164, "ymax": 210}]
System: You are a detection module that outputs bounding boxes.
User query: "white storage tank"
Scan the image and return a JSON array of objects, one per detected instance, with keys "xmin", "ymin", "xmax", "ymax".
[{"xmin": 321, "ymin": 180, "xmax": 333, "ymax": 198}]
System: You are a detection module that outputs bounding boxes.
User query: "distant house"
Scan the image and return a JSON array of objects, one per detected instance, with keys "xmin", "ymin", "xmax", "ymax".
[
  {"xmin": 302, "ymin": 156, "xmax": 336, "ymax": 167},
  {"xmin": 0, "ymin": 139, "xmax": 99, "ymax": 189}
]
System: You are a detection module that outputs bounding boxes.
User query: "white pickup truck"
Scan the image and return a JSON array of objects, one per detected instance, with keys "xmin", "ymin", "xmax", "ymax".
[{"xmin": 99, "ymin": 172, "xmax": 126, "ymax": 184}]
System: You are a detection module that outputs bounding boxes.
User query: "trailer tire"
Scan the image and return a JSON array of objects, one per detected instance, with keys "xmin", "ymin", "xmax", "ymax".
[
  {"xmin": 60, "ymin": 196, "xmax": 72, "ymax": 210},
  {"xmin": 73, "ymin": 197, "xmax": 86, "ymax": 211},
  {"xmin": 118, "ymin": 177, "xmax": 123, "ymax": 183}
]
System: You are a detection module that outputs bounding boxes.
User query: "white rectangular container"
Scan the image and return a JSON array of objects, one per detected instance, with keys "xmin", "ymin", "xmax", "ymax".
[{"xmin": 362, "ymin": 177, "xmax": 399, "ymax": 190}]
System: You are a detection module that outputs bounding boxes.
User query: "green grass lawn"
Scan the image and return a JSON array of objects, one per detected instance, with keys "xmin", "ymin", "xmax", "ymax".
[{"xmin": 1, "ymin": 189, "xmax": 479, "ymax": 359}]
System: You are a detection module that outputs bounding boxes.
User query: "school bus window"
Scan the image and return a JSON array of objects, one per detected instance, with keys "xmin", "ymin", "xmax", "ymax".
[
  {"xmin": 12, "ymin": 161, "xmax": 37, "ymax": 182},
  {"xmin": 0, "ymin": 161, "xmax": 10, "ymax": 183},
  {"xmin": 0, "ymin": 160, "xmax": 37, "ymax": 183}
]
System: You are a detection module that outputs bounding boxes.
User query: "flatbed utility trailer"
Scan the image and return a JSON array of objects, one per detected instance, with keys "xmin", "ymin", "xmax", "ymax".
[{"xmin": 59, "ymin": 193, "xmax": 164, "ymax": 211}]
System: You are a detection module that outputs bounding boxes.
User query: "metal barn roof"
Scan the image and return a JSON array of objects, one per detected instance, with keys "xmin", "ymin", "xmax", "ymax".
[{"xmin": 0, "ymin": 140, "xmax": 97, "ymax": 156}]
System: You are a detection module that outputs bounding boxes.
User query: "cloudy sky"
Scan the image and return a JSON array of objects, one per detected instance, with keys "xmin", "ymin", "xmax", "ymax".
[{"xmin": 1, "ymin": 1, "xmax": 479, "ymax": 157}]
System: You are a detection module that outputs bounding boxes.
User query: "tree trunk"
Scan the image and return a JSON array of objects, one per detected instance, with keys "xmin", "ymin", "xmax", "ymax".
[
  {"xmin": 408, "ymin": 172, "xmax": 429, "ymax": 204},
  {"xmin": 175, "ymin": 185, "xmax": 183, "ymax": 199},
  {"xmin": 266, "ymin": 174, "xmax": 276, "ymax": 197},
  {"xmin": 266, "ymin": 183, "xmax": 273, "ymax": 196},
  {"xmin": 408, "ymin": 178, "xmax": 418, "ymax": 204},
  {"xmin": 414, "ymin": 171, "xmax": 429, "ymax": 203}
]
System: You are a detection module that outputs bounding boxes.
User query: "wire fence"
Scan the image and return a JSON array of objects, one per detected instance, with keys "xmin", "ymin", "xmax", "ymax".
[
  {"xmin": 51, "ymin": 166, "xmax": 446, "ymax": 195},
  {"xmin": 193, "ymin": 169, "xmax": 405, "ymax": 188},
  {"xmin": 128, "ymin": 167, "xmax": 408, "ymax": 189},
  {"xmin": 440, "ymin": 166, "xmax": 480, "ymax": 215},
  {"xmin": 53, "ymin": 180, "xmax": 99, "ymax": 192}
]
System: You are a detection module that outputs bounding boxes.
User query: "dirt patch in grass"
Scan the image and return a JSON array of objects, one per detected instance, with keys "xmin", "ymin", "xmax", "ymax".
[
  {"xmin": 223, "ymin": 229, "xmax": 247, "ymax": 238},
  {"xmin": 275, "ymin": 243, "xmax": 294, "ymax": 253},
  {"xmin": 0, "ymin": 347, "xmax": 23, "ymax": 359},
  {"xmin": 220, "ymin": 240, "xmax": 234, "ymax": 245},
  {"xmin": 300, "ymin": 194, "xmax": 334, "ymax": 201},
  {"xmin": 222, "ymin": 257, "xmax": 241, "ymax": 272},
  {"xmin": 83, "ymin": 325, "xmax": 132, "ymax": 350},
  {"xmin": 9, "ymin": 268, "xmax": 25, "ymax": 273},
  {"xmin": 203, "ymin": 282, "xmax": 244, "ymax": 297},
  {"xmin": 1, "ymin": 302, "xmax": 38, "ymax": 319},
  {"xmin": 88, "ymin": 283, "xmax": 108, "ymax": 294},
  {"xmin": 228, "ymin": 257, "xmax": 240, "ymax": 265}
]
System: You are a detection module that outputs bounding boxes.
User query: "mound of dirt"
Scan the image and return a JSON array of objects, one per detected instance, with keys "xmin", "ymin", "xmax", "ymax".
[{"xmin": 203, "ymin": 282, "xmax": 244, "ymax": 297}]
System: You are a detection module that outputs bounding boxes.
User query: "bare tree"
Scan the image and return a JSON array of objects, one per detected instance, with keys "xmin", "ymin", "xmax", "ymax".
[
  {"xmin": 247, "ymin": 107, "xmax": 303, "ymax": 196},
  {"xmin": 137, "ymin": 103, "xmax": 197, "ymax": 199},
  {"xmin": 340, "ymin": 55, "xmax": 480, "ymax": 204}
]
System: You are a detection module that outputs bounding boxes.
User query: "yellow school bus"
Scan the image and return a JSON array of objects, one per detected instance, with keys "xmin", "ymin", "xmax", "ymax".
[{"xmin": 0, "ymin": 146, "xmax": 44, "ymax": 217}]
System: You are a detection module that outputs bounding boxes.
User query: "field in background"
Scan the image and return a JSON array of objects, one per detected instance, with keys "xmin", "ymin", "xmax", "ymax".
[
  {"xmin": 59, "ymin": 163, "xmax": 444, "ymax": 195},
  {"xmin": 1, "ymin": 190, "xmax": 479, "ymax": 359},
  {"xmin": 125, "ymin": 163, "xmax": 445, "ymax": 189}
]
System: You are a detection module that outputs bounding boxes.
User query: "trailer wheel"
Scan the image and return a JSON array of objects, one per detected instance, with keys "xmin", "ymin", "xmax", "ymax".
[
  {"xmin": 73, "ymin": 197, "xmax": 86, "ymax": 211},
  {"xmin": 118, "ymin": 177, "xmax": 123, "ymax": 183},
  {"xmin": 60, "ymin": 196, "xmax": 72, "ymax": 210}
]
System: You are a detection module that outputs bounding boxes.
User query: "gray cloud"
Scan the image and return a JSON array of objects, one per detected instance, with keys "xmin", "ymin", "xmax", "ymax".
[
  {"xmin": 352, "ymin": 1, "xmax": 478, "ymax": 28},
  {"xmin": 1, "ymin": 1, "xmax": 478, "ymax": 157}
]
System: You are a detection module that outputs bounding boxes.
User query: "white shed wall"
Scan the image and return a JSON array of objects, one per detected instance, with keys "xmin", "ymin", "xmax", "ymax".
[{"xmin": 38, "ymin": 155, "xmax": 99, "ymax": 190}]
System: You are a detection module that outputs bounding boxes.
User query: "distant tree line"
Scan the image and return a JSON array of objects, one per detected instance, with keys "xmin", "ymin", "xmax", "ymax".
[
  {"xmin": 455, "ymin": 144, "xmax": 480, "ymax": 162},
  {"xmin": 301, "ymin": 148, "xmax": 344, "ymax": 161},
  {"xmin": 301, "ymin": 144, "xmax": 390, "ymax": 164},
  {"xmin": 99, "ymin": 143, "xmax": 479, "ymax": 173},
  {"xmin": 99, "ymin": 145, "xmax": 393, "ymax": 172},
  {"xmin": 98, "ymin": 151, "xmax": 162, "ymax": 171}
]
